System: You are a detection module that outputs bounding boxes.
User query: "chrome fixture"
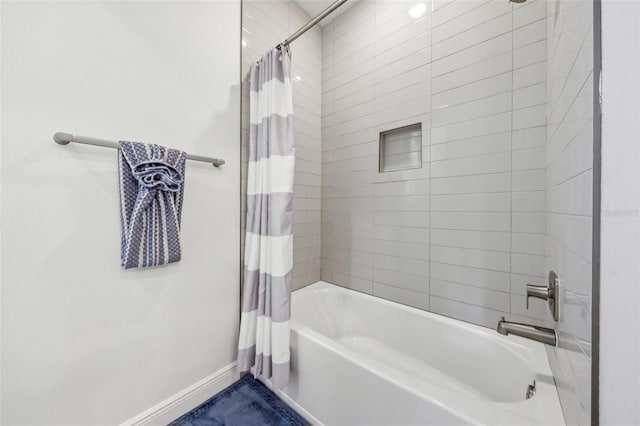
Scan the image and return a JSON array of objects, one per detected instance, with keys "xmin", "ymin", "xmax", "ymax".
[
  {"xmin": 526, "ymin": 380, "xmax": 536, "ymax": 399},
  {"xmin": 497, "ymin": 317, "xmax": 557, "ymax": 346},
  {"xmin": 496, "ymin": 271, "xmax": 559, "ymax": 345},
  {"xmin": 53, "ymin": 132, "xmax": 225, "ymax": 167},
  {"xmin": 527, "ymin": 270, "xmax": 560, "ymax": 321},
  {"xmin": 276, "ymin": 0, "xmax": 348, "ymax": 49},
  {"xmin": 509, "ymin": 0, "xmax": 527, "ymax": 3}
]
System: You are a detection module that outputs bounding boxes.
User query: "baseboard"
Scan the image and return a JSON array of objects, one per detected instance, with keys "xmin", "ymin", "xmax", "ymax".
[{"xmin": 121, "ymin": 362, "xmax": 239, "ymax": 426}]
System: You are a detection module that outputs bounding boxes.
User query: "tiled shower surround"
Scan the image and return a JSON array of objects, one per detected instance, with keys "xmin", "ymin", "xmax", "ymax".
[
  {"xmin": 321, "ymin": 0, "xmax": 548, "ymax": 328},
  {"xmin": 242, "ymin": 1, "xmax": 593, "ymax": 424},
  {"xmin": 544, "ymin": 1, "xmax": 594, "ymax": 424}
]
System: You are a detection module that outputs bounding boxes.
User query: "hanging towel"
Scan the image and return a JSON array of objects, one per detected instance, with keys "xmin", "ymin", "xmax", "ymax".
[{"xmin": 118, "ymin": 141, "xmax": 187, "ymax": 269}]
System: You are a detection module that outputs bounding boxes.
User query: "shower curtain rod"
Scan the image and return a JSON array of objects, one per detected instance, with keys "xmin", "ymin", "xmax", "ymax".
[
  {"xmin": 277, "ymin": 0, "xmax": 348, "ymax": 48},
  {"xmin": 53, "ymin": 132, "xmax": 225, "ymax": 167}
]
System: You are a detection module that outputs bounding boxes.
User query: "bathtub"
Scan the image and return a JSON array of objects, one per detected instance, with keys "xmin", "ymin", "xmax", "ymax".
[{"xmin": 259, "ymin": 281, "xmax": 565, "ymax": 425}]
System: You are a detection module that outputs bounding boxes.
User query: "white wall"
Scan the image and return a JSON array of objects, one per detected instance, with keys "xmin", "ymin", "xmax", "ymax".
[
  {"xmin": 241, "ymin": 0, "xmax": 322, "ymax": 290},
  {"xmin": 0, "ymin": 1, "xmax": 240, "ymax": 424},
  {"xmin": 320, "ymin": 0, "xmax": 549, "ymax": 328},
  {"xmin": 600, "ymin": 1, "xmax": 640, "ymax": 424}
]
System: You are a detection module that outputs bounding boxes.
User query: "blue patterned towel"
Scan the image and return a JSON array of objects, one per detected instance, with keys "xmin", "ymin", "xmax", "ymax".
[{"xmin": 118, "ymin": 141, "xmax": 187, "ymax": 269}]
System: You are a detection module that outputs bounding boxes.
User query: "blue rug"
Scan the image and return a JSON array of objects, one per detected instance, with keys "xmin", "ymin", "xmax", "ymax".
[{"xmin": 169, "ymin": 374, "xmax": 309, "ymax": 426}]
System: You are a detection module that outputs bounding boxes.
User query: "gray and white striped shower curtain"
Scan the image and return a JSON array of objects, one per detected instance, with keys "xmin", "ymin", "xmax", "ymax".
[{"xmin": 238, "ymin": 47, "xmax": 295, "ymax": 388}]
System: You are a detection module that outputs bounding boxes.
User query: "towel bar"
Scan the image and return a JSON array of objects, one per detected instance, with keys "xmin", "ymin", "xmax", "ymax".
[{"xmin": 53, "ymin": 132, "xmax": 225, "ymax": 167}]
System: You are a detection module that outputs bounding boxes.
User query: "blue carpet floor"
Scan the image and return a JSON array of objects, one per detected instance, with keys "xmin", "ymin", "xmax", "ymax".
[{"xmin": 169, "ymin": 374, "xmax": 309, "ymax": 426}]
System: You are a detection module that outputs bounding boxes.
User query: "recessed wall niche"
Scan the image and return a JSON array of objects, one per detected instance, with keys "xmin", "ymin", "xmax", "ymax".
[{"xmin": 378, "ymin": 123, "xmax": 423, "ymax": 173}]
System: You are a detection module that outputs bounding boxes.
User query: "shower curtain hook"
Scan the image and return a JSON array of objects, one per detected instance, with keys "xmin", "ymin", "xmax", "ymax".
[{"xmin": 276, "ymin": 42, "xmax": 289, "ymax": 52}]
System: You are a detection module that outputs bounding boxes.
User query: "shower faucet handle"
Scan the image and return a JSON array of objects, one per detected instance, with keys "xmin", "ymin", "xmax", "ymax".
[
  {"xmin": 525, "ymin": 271, "xmax": 560, "ymax": 321},
  {"xmin": 526, "ymin": 284, "xmax": 552, "ymax": 309}
]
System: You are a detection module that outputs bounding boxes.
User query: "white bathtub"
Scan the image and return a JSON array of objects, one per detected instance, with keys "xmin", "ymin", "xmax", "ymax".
[{"xmin": 260, "ymin": 281, "xmax": 565, "ymax": 425}]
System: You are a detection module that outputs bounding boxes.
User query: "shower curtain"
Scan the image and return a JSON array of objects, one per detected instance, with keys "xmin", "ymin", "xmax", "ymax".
[{"xmin": 237, "ymin": 46, "xmax": 295, "ymax": 389}]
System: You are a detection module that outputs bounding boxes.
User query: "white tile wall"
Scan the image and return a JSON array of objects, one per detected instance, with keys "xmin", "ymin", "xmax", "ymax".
[
  {"xmin": 321, "ymin": 0, "xmax": 431, "ymax": 305},
  {"xmin": 241, "ymin": 0, "xmax": 322, "ymax": 290},
  {"xmin": 544, "ymin": 1, "xmax": 594, "ymax": 425},
  {"xmin": 322, "ymin": 0, "xmax": 548, "ymax": 330}
]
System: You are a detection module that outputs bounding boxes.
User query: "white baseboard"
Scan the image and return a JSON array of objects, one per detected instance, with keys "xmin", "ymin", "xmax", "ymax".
[{"xmin": 121, "ymin": 362, "xmax": 239, "ymax": 426}]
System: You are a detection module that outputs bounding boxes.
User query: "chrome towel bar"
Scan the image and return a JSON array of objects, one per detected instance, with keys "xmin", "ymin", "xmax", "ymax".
[{"xmin": 53, "ymin": 132, "xmax": 225, "ymax": 167}]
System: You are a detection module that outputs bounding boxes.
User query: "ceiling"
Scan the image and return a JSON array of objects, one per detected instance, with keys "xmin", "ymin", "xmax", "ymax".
[{"xmin": 294, "ymin": 0, "xmax": 357, "ymax": 26}]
